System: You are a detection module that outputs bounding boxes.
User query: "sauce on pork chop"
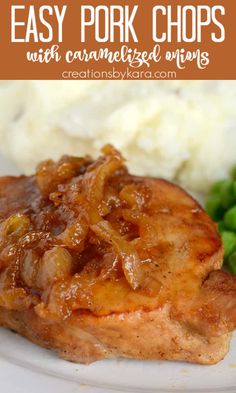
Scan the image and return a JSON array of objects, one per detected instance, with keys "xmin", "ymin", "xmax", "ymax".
[{"xmin": 0, "ymin": 146, "xmax": 235, "ymax": 364}]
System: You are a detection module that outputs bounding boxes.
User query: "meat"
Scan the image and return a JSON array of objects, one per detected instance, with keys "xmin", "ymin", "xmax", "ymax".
[{"xmin": 0, "ymin": 145, "xmax": 235, "ymax": 365}]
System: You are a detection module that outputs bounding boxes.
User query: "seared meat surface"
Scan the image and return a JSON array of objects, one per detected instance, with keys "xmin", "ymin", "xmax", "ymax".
[{"xmin": 0, "ymin": 146, "xmax": 235, "ymax": 364}]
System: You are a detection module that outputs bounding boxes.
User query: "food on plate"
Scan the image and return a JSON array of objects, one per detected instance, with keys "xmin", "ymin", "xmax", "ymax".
[
  {"xmin": 0, "ymin": 145, "xmax": 236, "ymax": 365},
  {"xmin": 1, "ymin": 80, "xmax": 236, "ymax": 193},
  {"xmin": 206, "ymin": 168, "xmax": 236, "ymax": 273}
]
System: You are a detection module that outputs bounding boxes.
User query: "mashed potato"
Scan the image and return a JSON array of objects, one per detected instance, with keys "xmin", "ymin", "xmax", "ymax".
[{"xmin": 0, "ymin": 80, "xmax": 235, "ymax": 193}]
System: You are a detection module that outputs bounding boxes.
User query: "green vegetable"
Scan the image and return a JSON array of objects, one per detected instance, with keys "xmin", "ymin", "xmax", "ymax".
[
  {"xmin": 228, "ymin": 252, "xmax": 236, "ymax": 274},
  {"xmin": 224, "ymin": 206, "xmax": 236, "ymax": 231},
  {"xmin": 205, "ymin": 195, "xmax": 224, "ymax": 221},
  {"xmin": 232, "ymin": 166, "xmax": 236, "ymax": 181},
  {"xmin": 221, "ymin": 231, "xmax": 236, "ymax": 259},
  {"xmin": 210, "ymin": 180, "xmax": 226, "ymax": 195},
  {"xmin": 233, "ymin": 181, "xmax": 236, "ymax": 198},
  {"xmin": 220, "ymin": 180, "xmax": 236, "ymax": 209},
  {"xmin": 206, "ymin": 168, "xmax": 236, "ymax": 274},
  {"xmin": 217, "ymin": 221, "xmax": 226, "ymax": 234}
]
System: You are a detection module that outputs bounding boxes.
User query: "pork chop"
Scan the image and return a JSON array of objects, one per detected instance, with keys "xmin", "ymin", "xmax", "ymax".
[{"xmin": 0, "ymin": 145, "xmax": 235, "ymax": 364}]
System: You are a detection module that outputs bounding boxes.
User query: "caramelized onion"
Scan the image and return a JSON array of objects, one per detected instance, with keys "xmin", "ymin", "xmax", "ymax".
[
  {"xmin": 36, "ymin": 155, "xmax": 92, "ymax": 196},
  {"xmin": 37, "ymin": 246, "xmax": 72, "ymax": 290},
  {"xmin": 0, "ymin": 214, "xmax": 31, "ymax": 244},
  {"xmin": 0, "ymin": 146, "xmax": 176, "ymax": 320},
  {"xmin": 0, "ymin": 288, "xmax": 36, "ymax": 311},
  {"xmin": 91, "ymin": 220, "xmax": 142, "ymax": 290}
]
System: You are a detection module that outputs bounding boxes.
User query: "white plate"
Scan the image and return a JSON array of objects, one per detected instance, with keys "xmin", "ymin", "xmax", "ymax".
[{"xmin": 0, "ymin": 154, "xmax": 235, "ymax": 393}]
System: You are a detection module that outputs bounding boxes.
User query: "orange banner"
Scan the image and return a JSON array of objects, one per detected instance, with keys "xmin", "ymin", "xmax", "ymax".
[{"xmin": 0, "ymin": 0, "xmax": 235, "ymax": 79}]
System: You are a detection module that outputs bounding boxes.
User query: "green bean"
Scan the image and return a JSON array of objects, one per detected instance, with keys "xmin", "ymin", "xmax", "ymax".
[
  {"xmin": 221, "ymin": 231, "xmax": 236, "ymax": 259},
  {"xmin": 224, "ymin": 206, "xmax": 236, "ymax": 231}
]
